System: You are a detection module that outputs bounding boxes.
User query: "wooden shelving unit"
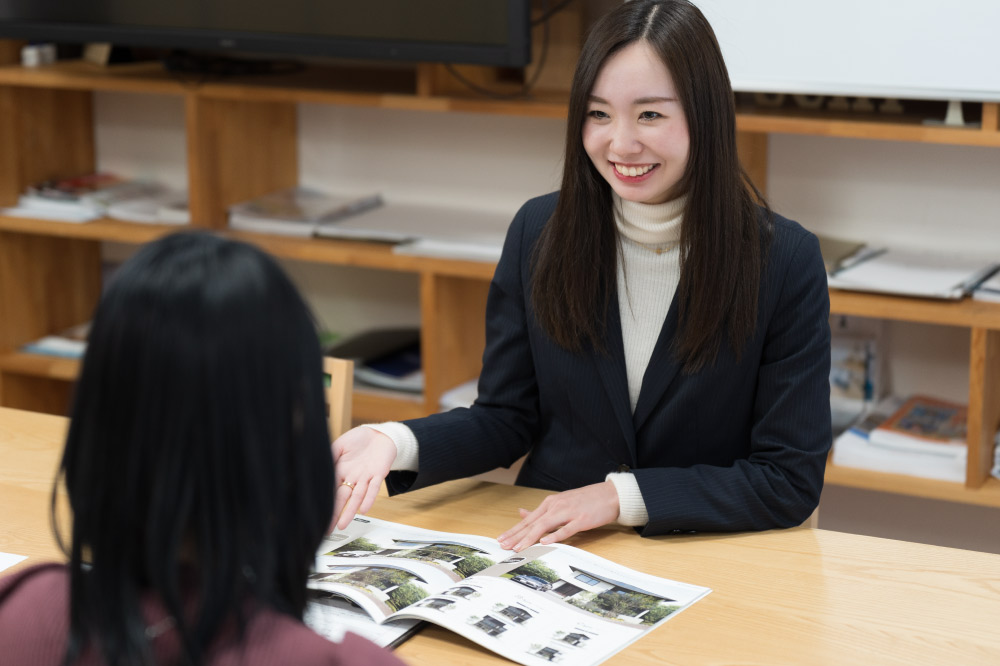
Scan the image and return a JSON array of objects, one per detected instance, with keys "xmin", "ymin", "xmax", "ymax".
[{"xmin": 1, "ymin": 52, "xmax": 999, "ymax": 507}]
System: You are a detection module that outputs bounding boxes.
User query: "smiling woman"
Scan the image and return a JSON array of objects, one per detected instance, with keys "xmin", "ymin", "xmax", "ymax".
[
  {"xmin": 331, "ymin": 0, "xmax": 832, "ymax": 550},
  {"xmin": 582, "ymin": 42, "xmax": 690, "ymax": 205}
]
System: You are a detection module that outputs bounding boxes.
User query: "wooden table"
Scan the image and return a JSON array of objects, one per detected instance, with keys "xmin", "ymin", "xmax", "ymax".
[{"xmin": 3, "ymin": 407, "xmax": 999, "ymax": 665}]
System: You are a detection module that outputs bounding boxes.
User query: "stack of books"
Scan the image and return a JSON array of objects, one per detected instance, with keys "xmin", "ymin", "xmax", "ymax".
[
  {"xmin": 832, "ymin": 394, "xmax": 968, "ymax": 483},
  {"xmin": 228, "ymin": 187, "xmax": 383, "ymax": 237},
  {"xmin": 1, "ymin": 172, "xmax": 189, "ymax": 225}
]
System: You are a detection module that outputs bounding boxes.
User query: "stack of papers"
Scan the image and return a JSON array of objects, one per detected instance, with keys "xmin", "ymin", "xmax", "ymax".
[{"xmin": 827, "ymin": 246, "xmax": 998, "ymax": 300}]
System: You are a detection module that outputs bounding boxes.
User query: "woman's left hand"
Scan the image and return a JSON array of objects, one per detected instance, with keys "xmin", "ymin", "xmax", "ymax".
[{"xmin": 497, "ymin": 481, "xmax": 620, "ymax": 551}]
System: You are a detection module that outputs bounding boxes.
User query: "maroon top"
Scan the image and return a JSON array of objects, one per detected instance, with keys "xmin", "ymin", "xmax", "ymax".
[{"xmin": 0, "ymin": 563, "xmax": 408, "ymax": 665}]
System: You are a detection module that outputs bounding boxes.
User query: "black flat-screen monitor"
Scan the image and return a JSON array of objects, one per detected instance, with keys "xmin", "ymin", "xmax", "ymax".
[{"xmin": 0, "ymin": 1, "xmax": 532, "ymax": 67}]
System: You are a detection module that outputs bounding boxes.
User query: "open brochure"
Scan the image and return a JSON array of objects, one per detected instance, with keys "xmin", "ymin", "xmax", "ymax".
[{"xmin": 308, "ymin": 516, "xmax": 711, "ymax": 665}]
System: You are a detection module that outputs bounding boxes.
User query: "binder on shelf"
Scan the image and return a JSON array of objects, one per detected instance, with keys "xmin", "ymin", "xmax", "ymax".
[
  {"xmin": 326, "ymin": 327, "xmax": 423, "ymax": 394},
  {"xmin": 228, "ymin": 186, "xmax": 383, "ymax": 237},
  {"xmin": 827, "ymin": 246, "xmax": 999, "ymax": 300}
]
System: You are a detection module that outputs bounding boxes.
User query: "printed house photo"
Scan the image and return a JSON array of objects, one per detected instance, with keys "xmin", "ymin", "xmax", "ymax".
[
  {"xmin": 468, "ymin": 614, "xmax": 509, "ymax": 637},
  {"xmin": 414, "ymin": 596, "xmax": 457, "ymax": 612},
  {"xmin": 315, "ymin": 564, "xmax": 430, "ymax": 613},
  {"xmin": 505, "ymin": 561, "xmax": 680, "ymax": 625},
  {"xmin": 529, "ymin": 645, "xmax": 564, "ymax": 663},
  {"xmin": 328, "ymin": 538, "xmax": 496, "ymax": 581}
]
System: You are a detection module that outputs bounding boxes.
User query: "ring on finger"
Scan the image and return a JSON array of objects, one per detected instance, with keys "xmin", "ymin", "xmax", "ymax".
[{"xmin": 340, "ymin": 481, "xmax": 356, "ymax": 490}]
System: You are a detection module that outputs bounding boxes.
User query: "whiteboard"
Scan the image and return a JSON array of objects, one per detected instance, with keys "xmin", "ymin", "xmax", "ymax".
[{"xmin": 692, "ymin": 0, "xmax": 1000, "ymax": 101}]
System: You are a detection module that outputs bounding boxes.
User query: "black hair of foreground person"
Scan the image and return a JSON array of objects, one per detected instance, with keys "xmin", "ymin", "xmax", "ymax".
[{"xmin": 56, "ymin": 232, "xmax": 334, "ymax": 665}]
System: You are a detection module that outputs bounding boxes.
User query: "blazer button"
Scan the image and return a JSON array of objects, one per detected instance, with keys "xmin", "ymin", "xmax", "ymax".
[{"xmin": 617, "ymin": 464, "xmax": 630, "ymax": 473}]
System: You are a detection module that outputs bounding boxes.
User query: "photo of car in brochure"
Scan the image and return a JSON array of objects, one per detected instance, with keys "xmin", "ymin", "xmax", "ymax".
[{"xmin": 308, "ymin": 516, "xmax": 711, "ymax": 665}]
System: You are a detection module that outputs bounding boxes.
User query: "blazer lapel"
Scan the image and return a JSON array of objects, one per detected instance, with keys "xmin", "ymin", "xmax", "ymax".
[
  {"xmin": 632, "ymin": 298, "xmax": 683, "ymax": 432},
  {"xmin": 591, "ymin": 292, "xmax": 638, "ymax": 466}
]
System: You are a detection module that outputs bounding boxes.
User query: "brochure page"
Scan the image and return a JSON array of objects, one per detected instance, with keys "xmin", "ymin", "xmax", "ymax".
[{"xmin": 310, "ymin": 517, "xmax": 710, "ymax": 666}]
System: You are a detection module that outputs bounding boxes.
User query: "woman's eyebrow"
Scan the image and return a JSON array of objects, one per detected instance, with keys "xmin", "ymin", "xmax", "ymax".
[{"xmin": 587, "ymin": 95, "xmax": 677, "ymax": 104}]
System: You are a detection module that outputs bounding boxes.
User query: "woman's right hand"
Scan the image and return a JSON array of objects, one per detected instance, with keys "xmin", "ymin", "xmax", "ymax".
[{"xmin": 331, "ymin": 426, "xmax": 397, "ymax": 531}]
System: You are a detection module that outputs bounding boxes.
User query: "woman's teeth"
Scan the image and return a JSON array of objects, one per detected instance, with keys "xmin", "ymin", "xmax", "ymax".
[{"xmin": 615, "ymin": 164, "xmax": 654, "ymax": 177}]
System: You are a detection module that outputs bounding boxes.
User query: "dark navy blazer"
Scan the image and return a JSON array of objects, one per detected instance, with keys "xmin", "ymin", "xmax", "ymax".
[{"xmin": 388, "ymin": 192, "xmax": 832, "ymax": 535}]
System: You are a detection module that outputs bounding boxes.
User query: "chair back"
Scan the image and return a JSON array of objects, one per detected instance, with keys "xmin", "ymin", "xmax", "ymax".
[{"xmin": 322, "ymin": 357, "xmax": 353, "ymax": 439}]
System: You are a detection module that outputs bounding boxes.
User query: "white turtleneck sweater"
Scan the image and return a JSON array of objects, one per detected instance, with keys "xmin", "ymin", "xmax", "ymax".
[{"xmin": 369, "ymin": 193, "xmax": 685, "ymax": 527}]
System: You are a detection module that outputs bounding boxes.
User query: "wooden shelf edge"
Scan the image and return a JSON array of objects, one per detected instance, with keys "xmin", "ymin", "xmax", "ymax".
[
  {"xmin": 0, "ymin": 352, "xmax": 80, "ymax": 382},
  {"xmin": 0, "ymin": 353, "xmax": 437, "ymax": 422},
  {"xmin": 829, "ymin": 288, "xmax": 1000, "ymax": 329},
  {"xmin": 0, "ymin": 215, "xmax": 179, "ymax": 243},
  {"xmin": 737, "ymin": 112, "xmax": 1000, "ymax": 147},
  {"xmin": 825, "ymin": 463, "xmax": 1000, "ymax": 508},
  {"xmin": 0, "ymin": 216, "xmax": 497, "ymax": 280}
]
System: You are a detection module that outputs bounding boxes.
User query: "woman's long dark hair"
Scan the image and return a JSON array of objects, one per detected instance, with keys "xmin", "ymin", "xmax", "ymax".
[
  {"xmin": 56, "ymin": 232, "xmax": 334, "ymax": 665},
  {"xmin": 531, "ymin": 0, "xmax": 771, "ymax": 372}
]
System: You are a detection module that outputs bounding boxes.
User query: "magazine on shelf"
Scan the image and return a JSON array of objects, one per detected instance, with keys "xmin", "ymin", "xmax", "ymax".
[
  {"xmin": 831, "ymin": 396, "xmax": 967, "ymax": 483},
  {"xmin": 311, "ymin": 516, "xmax": 710, "ymax": 665},
  {"xmin": 868, "ymin": 394, "xmax": 967, "ymax": 455},
  {"xmin": 106, "ymin": 190, "xmax": 190, "ymax": 225},
  {"xmin": 826, "ymin": 246, "xmax": 999, "ymax": 300},
  {"xmin": 228, "ymin": 186, "xmax": 383, "ymax": 237}
]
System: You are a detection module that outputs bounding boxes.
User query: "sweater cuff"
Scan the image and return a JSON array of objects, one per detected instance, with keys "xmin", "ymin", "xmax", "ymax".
[
  {"xmin": 364, "ymin": 423, "xmax": 419, "ymax": 471},
  {"xmin": 606, "ymin": 472, "xmax": 649, "ymax": 527}
]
